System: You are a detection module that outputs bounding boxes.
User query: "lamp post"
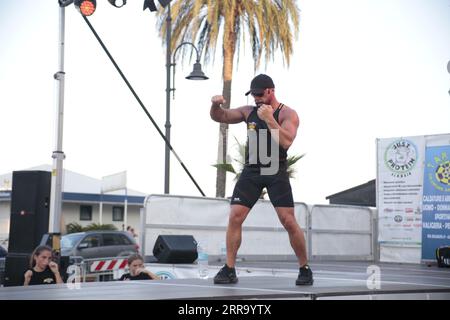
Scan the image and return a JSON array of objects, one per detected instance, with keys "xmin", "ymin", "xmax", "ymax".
[
  {"xmin": 164, "ymin": 3, "xmax": 172, "ymax": 195},
  {"xmin": 143, "ymin": 1, "xmax": 208, "ymax": 194},
  {"xmin": 164, "ymin": 38, "xmax": 208, "ymax": 195}
]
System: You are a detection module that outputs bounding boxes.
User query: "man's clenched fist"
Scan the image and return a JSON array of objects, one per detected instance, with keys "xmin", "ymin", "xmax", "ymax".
[{"xmin": 211, "ymin": 95, "xmax": 226, "ymax": 106}]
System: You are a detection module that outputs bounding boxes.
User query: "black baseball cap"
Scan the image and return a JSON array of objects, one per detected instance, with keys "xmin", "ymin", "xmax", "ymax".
[{"xmin": 245, "ymin": 74, "xmax": 275, "ymax": 96}]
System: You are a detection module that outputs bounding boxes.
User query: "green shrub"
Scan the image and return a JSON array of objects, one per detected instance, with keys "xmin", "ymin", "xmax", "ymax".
[{"xmin": 65, "ymin": 222, "xmax": 118, "ymax": 234}]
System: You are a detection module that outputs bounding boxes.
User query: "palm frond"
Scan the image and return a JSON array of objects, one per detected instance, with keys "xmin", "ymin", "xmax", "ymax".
[
  {"xmin": 286, "ymin": 153, "xmax": 306, "ymax": 178},
  {"xmin": 155, "ymin": 0, "xmax": 300, "ymax": 69},
  {"xmin": 65, "ymin": 222, "xmax": 84, "ymax": 234},
  {"xmin": 287, "ymin": 153, "xmax": 306, "ymax": 166},
  {"xmin": 212, "ymin": 163, "xmax": 236, "ymax": 174}
]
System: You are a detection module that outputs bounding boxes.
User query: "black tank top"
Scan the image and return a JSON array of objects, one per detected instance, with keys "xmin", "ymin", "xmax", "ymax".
[
  {"xmin": 245, "ymin": 103, "xmax": 288, "ymax": 167},
  {"xmin": 27, "ymin": 267, "xmax": 57, "ymax": 285}
]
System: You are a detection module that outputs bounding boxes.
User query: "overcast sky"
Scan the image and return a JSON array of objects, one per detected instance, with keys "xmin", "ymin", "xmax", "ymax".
[{"xmin": 0, "ymin": 0, "xmax": 449, "ymax": 204}]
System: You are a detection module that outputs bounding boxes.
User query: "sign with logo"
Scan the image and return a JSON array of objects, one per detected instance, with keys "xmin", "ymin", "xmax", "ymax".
[
  {"xmin": 421, "ymin": 145, "xmax": 450, "ymax": 260},
  {"xmin": 384, "ymin": 139, "xmax": 418, "ymax": 178},
  {"xmin": 377, "ymin": 136, "xmax": 425, "ymax": 245},
  {"xmin": 155, "ymin": 270, "xmax": 176, "ymax": 280}
]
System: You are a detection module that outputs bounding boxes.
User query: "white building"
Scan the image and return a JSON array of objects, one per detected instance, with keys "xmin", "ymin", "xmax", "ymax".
[{"xmin": 0, "ymin": 165, "xmax": 146, "ymax": 244}]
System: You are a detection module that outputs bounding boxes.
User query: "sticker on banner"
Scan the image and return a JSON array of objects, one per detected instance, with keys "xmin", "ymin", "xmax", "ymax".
[{"xmin": 384, "ymin": 139, "xmax": 418, "ymax": 177}]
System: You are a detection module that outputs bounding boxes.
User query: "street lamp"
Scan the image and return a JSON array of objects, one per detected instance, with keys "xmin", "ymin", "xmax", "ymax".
[
  {"xmin": 172, "ymin": 42, "xmax": 209, "ymax": 86},
  {"xmin": 164, "ymin": 43, "xmax": 208, "ymax": 194},
  {"xmin": 144, "ymin": 1, "xmax": 209, "ymax": 194}
]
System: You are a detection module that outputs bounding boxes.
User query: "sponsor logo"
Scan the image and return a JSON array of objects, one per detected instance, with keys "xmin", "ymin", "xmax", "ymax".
[
  {"xmin": 426, "ymin": 152, "xmax": 450, "ymax": 192},
  {"xmin": 436, "ymin": 161, "xmax": 450, "ymax": 186},
  {"xmin": 384, "ymin": 139, "xmax": 418, "ymax": 177},
  {"xmin": 156, "ymin": 271, "xmax": 176, "ymax": 280},
  {"xmin": 394, "ymin": 215, "xmax": 403, "ymax": 223},
  {"xmin": 43, "ymin": 278, "xmax": 54, "ymax": 284}
]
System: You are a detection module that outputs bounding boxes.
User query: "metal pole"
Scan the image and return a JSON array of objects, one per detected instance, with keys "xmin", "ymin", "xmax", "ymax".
[
  {"xmin": 164, "ymin": 4, "xmax": 172, "ymax": 194},
  {"xmin": 139, "ymin": 207, "xmax": 145, "ymax": 255},
  {"xmin": 81, "ymin": 16, "xmax": 206, "ymax": 197},
  {"xmin": 124, "ymin": 187, "xmax": 128, "ymax": 231},
  {"xmin": 49, "ymin": 4, "xmax": 67, "ymax": 233},
  {"xmin": 99, "ymin": 192, "xmax": 103, "ymax": 225}
]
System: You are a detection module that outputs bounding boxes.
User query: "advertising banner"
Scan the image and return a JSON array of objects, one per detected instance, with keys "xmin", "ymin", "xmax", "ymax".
[
  {"xmin": 377, "ymin": 136, "xmax": 425, "ymax": 245},
  {"xmin": 421, "ymin": 145, "xmax": 450, "ymax": 260}
]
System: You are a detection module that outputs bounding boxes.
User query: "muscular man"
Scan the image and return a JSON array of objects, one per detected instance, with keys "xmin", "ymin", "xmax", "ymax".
[{"xmin": 210, "ymin": 74, "xmax": 313, "ymax": 285}]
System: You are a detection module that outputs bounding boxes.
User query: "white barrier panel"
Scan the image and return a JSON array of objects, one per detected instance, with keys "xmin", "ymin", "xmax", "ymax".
[
  {"xmin": 312, "ymin": 205, "xmax": 372, "ymax": 231},
  {"xmin": 143, "ymin": 195, "xmax": 231, "ymax": 257},
  {"xmin": 142, "ymin": 195, "xmax": 381, "ymax": 262},
  {"xmin": 379, "ymin": 245, "xmax": 421, "ymax": 264},
  {"xmin": 311, "ymin": 234, "xmax": 372, "ymax": 256},
  {"xmin": 144, "ymin": 263, "xmax": 300, "ymax": 280},
  {"xmin": 246, "ymin": 200, "xmax": 308, "ymax": 229},
  {"xmin": 144, "ymin": 195, "xmax": 230, "ymax": 226},
  {"xmin": 310, "ymin": 205, "xmax": 374, "ymax": 260},
  {"xmin": 142, "ymin": 195, "xmax": 308, "ymax": 258}
]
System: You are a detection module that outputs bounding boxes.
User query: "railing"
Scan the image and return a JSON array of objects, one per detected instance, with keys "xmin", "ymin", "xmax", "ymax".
[
  {"xmin": 308, "ymin": 204, "xmax": 376, "ymax": 261},
  {"xmin": 141, "ymin": 194, "xmax": 378, "ymax": 262},
  {"xmin": 65, "ymin": 256, "xmax": 129, "ymax": 283}
]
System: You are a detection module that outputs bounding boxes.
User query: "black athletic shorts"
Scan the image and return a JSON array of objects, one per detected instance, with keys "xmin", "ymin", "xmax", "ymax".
[{"xmin": 230, "ymin": 164, "xmax": 294, "ymax": 208}]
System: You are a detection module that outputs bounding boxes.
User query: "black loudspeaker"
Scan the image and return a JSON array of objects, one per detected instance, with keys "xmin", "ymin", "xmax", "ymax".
[
  {"xmin": 8, "ymin": 171, "xmax": 51, "ymax": 254},
  {"xmin": 4, "ymin": 253, "xmax": 30, "ymax": 287},
  {"xmin": 153, "ymin": 235, "xmax": 198, "ymax": 264}
]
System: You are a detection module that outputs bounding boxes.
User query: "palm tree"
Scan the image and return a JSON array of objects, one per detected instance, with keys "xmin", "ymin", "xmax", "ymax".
[
  {"xmin": 156, "ymin": 0, "xmax": 300, "ymax": 197},
  {"xmin": 65, "ymin": 222, "xmax": 117, "ymax": 234}
]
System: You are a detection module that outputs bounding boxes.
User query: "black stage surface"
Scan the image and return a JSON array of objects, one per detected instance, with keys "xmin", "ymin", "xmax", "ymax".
[{"xmin": 1, "ymin": 261, "xmax": 449, "ymax": 300}]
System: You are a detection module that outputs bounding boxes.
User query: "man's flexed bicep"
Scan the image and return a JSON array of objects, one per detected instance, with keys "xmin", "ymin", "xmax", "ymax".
[
  {"xmin": 279, "ymin": 112, "xmax": 299, "ymax": 149},
  {"xmin": 266, "ymin": 108, "xmax": 299, "ymax": 150},
  {"xmin": 210, "ymin": 95, "xmax": 247, "ymax": 124}
]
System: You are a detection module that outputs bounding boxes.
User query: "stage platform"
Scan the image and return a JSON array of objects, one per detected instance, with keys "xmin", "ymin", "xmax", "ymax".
[{"xmin": 1, "ymin": 261, "xmax": 449, "ymax": 300}]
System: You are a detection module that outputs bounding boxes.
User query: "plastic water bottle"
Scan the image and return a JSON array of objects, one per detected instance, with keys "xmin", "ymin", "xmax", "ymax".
[
  {"xmin": 197, "ymin": 242, "xmax": 209, "ymax": 279},
  {"xmin": 220, "ymin": 241, "xmax": 227, "ymax": 262}
]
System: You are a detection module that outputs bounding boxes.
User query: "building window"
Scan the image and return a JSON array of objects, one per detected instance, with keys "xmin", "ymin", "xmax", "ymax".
[
  {"xmin": 112, "ymin": 206, "xmax": 124, "ymax": 221},
  {"xmin": 80, "ymin": 205, "xmax": 92, "ymax": 221}
]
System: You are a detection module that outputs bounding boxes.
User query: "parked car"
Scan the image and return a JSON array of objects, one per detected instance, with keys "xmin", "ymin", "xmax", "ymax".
[
  {"xmin": 61, "ymin": 231, "xmax": 139, "ymax": 259},
  {"xmin": 0, "ymin": 245, "xmax": 6, "ymax": 258},
  {"xmin": 0, "ymin": 246, "xmax": 6, "ymax": 286}
]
